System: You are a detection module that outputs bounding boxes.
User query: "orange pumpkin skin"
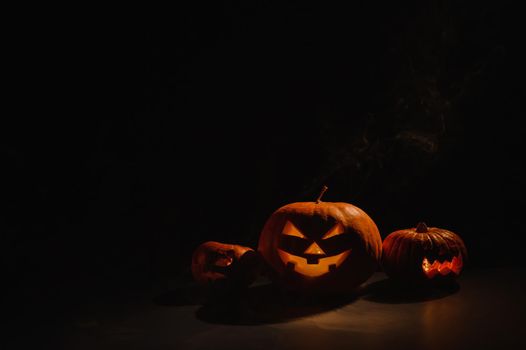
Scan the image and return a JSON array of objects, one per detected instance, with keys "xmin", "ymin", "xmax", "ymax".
[
  {"xmin": 191, "ymin": 241, "xmax": 259, "ymax": 289},
  {"xmin": 382, "ymin": 223, "xmax": 467, "ymax": 283},
  {"xmin": 258, "ymin": 200, "xmax": 382, "ymax": 294}
]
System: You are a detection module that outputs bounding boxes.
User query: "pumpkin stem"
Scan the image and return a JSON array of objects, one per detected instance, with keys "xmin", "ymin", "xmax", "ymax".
[
  {"xmin": 416, "ymin": 222, "xmax": 429, "ymax": 233},
  {"xmin": 316, "ymin": 185, "xmax": 328, "ymax": 204}
]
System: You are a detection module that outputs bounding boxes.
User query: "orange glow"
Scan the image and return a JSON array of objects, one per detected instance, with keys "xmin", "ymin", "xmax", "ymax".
[
  {"xmin": 422, "ymin": 255, "xmax": 463, "ymax": 279},
  {"xmin": 304, "ymin": 242, "xmax": 326, "ymax": 255},
  {"xmin": 321, "ymin": 223, "xmax": 345, "ymax": 240},
  {"xmin": 282, "ymin": 220, "xmax": 307, "ymax": 238},
  {"xmin": 278, "ymin": 249, "xmax": 351, "ymax": 277},
  {"xmin": 214, "ymin": 255, "xmax": 233, "ymax": 267}
]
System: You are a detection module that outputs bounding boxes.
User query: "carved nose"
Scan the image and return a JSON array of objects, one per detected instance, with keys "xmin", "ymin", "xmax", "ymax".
[{"xmin": 304, "ymin": 242, "xmax": 325, "ymax": 255}]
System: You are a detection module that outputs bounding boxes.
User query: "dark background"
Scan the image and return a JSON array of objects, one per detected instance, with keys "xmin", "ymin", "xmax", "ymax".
[{"xmin": 3, "ymin": 0, "xmax": 524, "ymax": 331}]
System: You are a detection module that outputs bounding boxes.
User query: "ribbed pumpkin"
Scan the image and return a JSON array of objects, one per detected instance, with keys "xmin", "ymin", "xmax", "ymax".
[
  {"xmin": 191, "ymin": 241, "xmax": 259, "ymax": 289},
  {"xmin": 258, "ymin": 186, "xmax": 382, "ymax": 293},
  {"xmin": 382, "ymin": 222, "xmax": 467, "ymax": 283}
]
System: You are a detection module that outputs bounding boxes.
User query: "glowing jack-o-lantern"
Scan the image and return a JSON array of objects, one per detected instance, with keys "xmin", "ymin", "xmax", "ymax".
[
  {"xmin": 258, "ymin": 186, "xmax": 382, "ymax": 293},
  {"xmin": 191, "ymin": 241, "xmax": 260, "ymax": 289},
  {"xmin": 382, "ymin": 222, "xmax": 467, "ymax": 282}
]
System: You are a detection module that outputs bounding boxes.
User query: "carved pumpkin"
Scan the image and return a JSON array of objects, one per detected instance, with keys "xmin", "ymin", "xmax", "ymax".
[
  {"xmin": 382, "ymin": 222, "xmax": 467, "ymax": 282},
  {"xmin": 191, "ymin": 241, "xmax": 259, "ymax": 289},
  {"xmin": 258, "ymin": 186, "xmax": 382, "ymax": 293}
]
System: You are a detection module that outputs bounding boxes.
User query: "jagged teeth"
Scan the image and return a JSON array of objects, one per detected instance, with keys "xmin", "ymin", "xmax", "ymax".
[{"xmin": 422, "ymin": 255, "xmax": 463, "ymax": 278}]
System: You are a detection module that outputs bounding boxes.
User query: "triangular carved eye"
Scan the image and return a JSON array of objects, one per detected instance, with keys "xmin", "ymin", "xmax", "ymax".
[
  {"xmin": 322, "ymin": 223, "xmax": 345, "ymax": 240},
  {"xmin": 282, "ymin": 220, "xmax": 307, "ymax": 239}
]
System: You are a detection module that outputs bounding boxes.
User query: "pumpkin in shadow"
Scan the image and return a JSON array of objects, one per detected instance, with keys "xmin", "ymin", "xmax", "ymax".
[{"xmin": 191, "ymin": 241, "xmax": 260, "ymax": 290}]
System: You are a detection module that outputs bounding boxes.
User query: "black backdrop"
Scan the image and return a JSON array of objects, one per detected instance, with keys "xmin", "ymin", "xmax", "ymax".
[{"xmin": 3, "ymin": 1, "xmax": 525, "ymax": 297}]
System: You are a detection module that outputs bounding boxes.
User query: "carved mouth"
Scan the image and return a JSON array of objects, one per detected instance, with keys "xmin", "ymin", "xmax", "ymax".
[
  {"xmin": 422, "ymin": 255, "xmax": 463, "ymax": 279},
  {"xmin": 205, "ymin": 250, "xmax": 234, "ymax": 274},
  {"xmin": 277, "ymin": 249, "xmax": 352, "ymax": 277}
]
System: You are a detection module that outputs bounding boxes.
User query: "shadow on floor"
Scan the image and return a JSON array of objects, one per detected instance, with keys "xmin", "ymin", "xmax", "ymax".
[
  {"xmin": 361, "ymin": 278, "xmax": 460, "ymax": 304},
  {"xmin": 153, "ymin": 277, "xmax": 460, "ymax": 325},
  {"xmin": 153, "ymin": 283, "xmax": 207, "ymax": 306},
  {"xmin": 193, "ymin": 282, "xmax": 360, "ymax": 325}
]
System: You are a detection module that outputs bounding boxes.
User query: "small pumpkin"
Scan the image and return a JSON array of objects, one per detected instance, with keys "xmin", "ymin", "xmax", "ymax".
[
  {"xmin": 258, "ymin": 186, "xmax": 382, "ymax": 293},
  {"xmin": 382, "ymin": 222, "xmax": 467, "ymax": 283},
  {"xmin": 191, "ymin": 241, "xmax": 260, "ymax": 289}
]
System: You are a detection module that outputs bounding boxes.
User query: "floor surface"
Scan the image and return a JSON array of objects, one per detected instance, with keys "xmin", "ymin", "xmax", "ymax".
[{"xmin": 8, "ymin": 268, "xmax": 526, "ymax": 350}]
